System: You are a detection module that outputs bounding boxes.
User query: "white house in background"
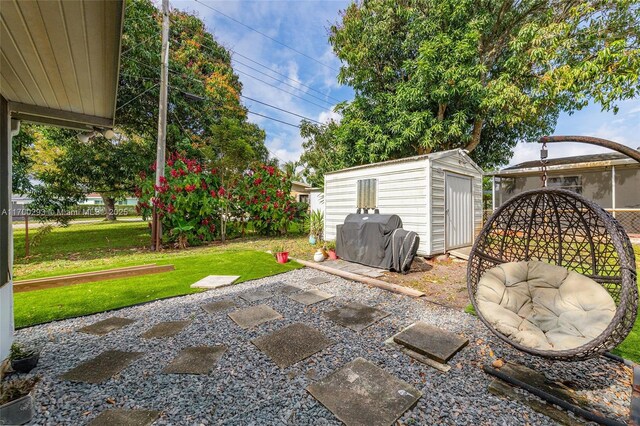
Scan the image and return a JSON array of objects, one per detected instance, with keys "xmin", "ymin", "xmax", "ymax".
[
  {"xmin": 309, "ymin": 188, "xmax": 324, "ymax": 213},
  {"xmin": 79, "ymin": 192, "xmax": 138, "ymax": 206},
  {"xmin": 323, "ymin": 149, "xmax": 483, "ymax": 257}
]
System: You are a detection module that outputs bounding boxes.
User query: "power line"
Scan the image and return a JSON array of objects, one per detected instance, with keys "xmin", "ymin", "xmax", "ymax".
[
  {"xmin": 234, "ymin": 59, "xmax": 334, "ymax": 106},
  {"xmin": 124, "ymin": 53, "xmax": 327, "ymax": 119},
  {"xmin": 193, "ymin": 41, "xmax": 336, "ymax": 108},
  {"xmin": 234, "ymin": 68, "xmax": 329, "ymax": 110},
  {"xmin": 193, "ymin": 0, "xmax": 339, "ymax": 72},
  {"xmin": 229, "ymin": 50, "xmax": 343, "ymax": 103},
  {"xmin": 240, "ymin": 95, "xmax": 321, "ymax": 124},
  {"xmin": 247, "ymin": 110, "xmax": 300, "ymax": 128},
  {"xmin": 116, "ymin": 83, "xmax": 159, "ymax": 111}
]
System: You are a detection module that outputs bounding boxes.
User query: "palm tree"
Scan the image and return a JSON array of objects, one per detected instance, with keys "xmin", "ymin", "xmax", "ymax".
[{"xmin": 282, "ymin": 161, "xmax": 303, "ymax": 181}]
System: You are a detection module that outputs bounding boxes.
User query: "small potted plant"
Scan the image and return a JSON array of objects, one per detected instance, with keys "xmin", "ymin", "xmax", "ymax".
[
  {"xmin": 272, "ymin": 244, "xmax": 289, "ymax": 264},
  {"xmin": 0, "ymin": 377, "xmax": 38, "ymax": 425},
  {"xmin": 326, "ymin": 241, "xmax": 338, "ymax": 260},
  {"xmin": 308, "ymin": 210, "xmax": 324, "ymax": 245},
  {"xmin": 313, "ymin": 248, "xmax": 325, "ymax": 262},
  {"xmin": 10, "ymin": 343, "xmax": 39, "ymax": 374}
]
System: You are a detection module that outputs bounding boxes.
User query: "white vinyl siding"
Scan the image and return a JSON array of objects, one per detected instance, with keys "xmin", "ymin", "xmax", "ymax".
[
  {"xmin": 324, "ymin": 149, "xmax": 483, "ymax": 256},
  {"xmin": 325, "ymin": 159, "xmax": 430, "ymax": 254},
  {"xmin": 430, "ymin": 152, "xmax": 483, "ymax": 254}
]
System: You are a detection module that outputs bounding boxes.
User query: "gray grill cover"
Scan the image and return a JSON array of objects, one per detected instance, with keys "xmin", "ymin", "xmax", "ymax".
[{"xmin": 335, "ymin": 213, "xmax": 420, "ymax": 273}]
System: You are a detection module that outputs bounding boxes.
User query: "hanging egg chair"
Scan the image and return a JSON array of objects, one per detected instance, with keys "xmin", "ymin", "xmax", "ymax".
[{"xmin": 467, "ymin": 137, "xmax": 638, "ymax": 361}]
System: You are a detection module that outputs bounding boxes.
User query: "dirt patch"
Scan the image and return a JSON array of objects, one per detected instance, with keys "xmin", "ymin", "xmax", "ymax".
[{"xmin": 378, "ymin": 256, "xmax": 470, "ymax": 309}]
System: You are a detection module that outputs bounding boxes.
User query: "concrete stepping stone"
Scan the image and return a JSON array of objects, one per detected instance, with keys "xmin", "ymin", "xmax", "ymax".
[
  {"xmin": 190, "ymin": 275, "xmax": 240, "ymax": 289},
  {"xmin": 88, "ymin": 409, "xmax": 161, "ymax": 426},
  {"xmin": 324, "ymin": 302, "xmax": 390, "ymax": 332},
  {"xmin": 239, "ymin": 289, "xmax": 272, "ymax": 302},
  {"xmin": 228, "ymin": 304, "xmax": 282, "ymax": 329},
  {"xmin": 362, "ymin": 270, "xmax": 384, "ymax": 278},
  {"xmin": 274, "ymin": 283, "xmax": 304, "ymax": 295},
  {"xmin": 393, "ymin": 321, "xmax": 468, "ymax": 364},
  {"xmin": 251, "ymin": 323, "xmax": 334, "ymax": 368},
  {"xmin": 306, "ymin": 276, "xmax": 331, "ymax": 285},
  {"xmin": 61, "ymin": 350, "xmax": 143, "ymax": 384},
  {"xmin": 162, "ymin": 345, "xmax": 227, "ymax": 375},
  {"xmin": 141, "ymin": 320, "xmax": 190, "ymax": 339},
  {"xmin": 289, "ymin": 288, "xmax": 334, "ymax": 305},
  {"xmin": 77, "ymin": 317, "xmax": 135, "ymax": 335},
  {"xmin": 307, "ymin": 357, "xmax": 421, "ymax": 426},
  {"xmin": 201, "ymin": 299, "xmax": 237, "ymax": 314}
]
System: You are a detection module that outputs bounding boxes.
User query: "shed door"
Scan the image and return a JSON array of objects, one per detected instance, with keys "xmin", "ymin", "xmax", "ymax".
[{"xmin": 445, "ymin": 172, "xmax": 473, "ymax": 250}]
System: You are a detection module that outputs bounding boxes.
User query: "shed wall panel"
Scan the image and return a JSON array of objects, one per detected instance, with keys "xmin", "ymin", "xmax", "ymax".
[
  {"xmin": 324, "ymin": 158, "xmax": 430, "ymax": 254},
  {"xmin": 430, "ymin": 152, "xmax": 483, "ymax": 254}
]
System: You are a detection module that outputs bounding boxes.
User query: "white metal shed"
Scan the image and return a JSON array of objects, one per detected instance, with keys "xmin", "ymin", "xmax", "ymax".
[{"xmin": 323, "ymin": 149, "xmax": 483, "ymax": 256}]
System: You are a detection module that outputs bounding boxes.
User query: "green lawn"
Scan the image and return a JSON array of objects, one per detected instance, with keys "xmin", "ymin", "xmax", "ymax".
[
  {"xmin": 13, "ymin": 220, "xmax": 150, "ymax": 263},
  {"xmin": 14, "ymin": 249, "xmax": 300, "ymax": 328}
]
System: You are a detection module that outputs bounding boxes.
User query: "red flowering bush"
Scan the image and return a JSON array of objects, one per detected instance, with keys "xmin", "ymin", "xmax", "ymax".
[
  {"xmin": 137, "ymin": 154, "xmax": 230, "ymax": 248},
  {"xmin": 234, "ymin": 164, "xmax": 296, "ymax": 236},
  {"xmin": 138, "ymin": 156, "xmax": 302, "ymax": 247}
]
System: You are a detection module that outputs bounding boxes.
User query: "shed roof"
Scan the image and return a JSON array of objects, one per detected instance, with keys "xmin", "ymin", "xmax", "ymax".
[
  {"xmin": 325, "ymin": 149, "xmax": 483, "ymax": 175},
  {"xmin": 1, "ymin": 0, "xmax": 125, "ymax": 130}
]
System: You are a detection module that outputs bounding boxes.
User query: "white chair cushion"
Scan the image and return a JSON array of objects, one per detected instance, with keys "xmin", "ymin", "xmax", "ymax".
[{"xmin": 476, "ymin": 261, "xmax": 616, "ymax": 351}]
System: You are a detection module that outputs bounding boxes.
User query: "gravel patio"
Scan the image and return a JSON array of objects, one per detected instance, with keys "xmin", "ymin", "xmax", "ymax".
[{"xmin": 14, "ymin": 268, "xmax": 632, "ymax": 425}]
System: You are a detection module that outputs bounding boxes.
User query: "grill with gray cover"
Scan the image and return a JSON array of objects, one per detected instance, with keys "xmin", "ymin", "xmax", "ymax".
[{"xmin": 335, "ymin": 213, "xmax": 419, "ymax": 273}]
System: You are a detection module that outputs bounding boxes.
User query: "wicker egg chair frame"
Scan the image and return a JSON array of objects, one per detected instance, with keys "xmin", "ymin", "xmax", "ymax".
[{"xmin": 467, "ymin": 188, "xmax": 638, "ymax": 361}]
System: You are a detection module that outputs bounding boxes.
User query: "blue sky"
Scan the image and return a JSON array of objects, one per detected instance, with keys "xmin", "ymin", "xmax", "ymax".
[{"xmin": 171, "ymin": 0, "xmax": 640, "ymax": 168}]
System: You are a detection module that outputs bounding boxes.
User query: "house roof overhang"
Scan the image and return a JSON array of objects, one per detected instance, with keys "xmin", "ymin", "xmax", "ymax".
[
  {"xmin": 1, "ymin": 0, "xmax": 125, "ymax": 130},
  {"xmin": 488, "ymin": 157, "xmax": 640, "ymax": 178}
]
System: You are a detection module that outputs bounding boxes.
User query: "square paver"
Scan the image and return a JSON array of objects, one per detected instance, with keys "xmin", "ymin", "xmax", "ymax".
[
  {"xmin": 142, "ymin": 321, "xmax": 190, "ymax": 339},
  {"xmin": 88, "ymin": 409, "xmax": 161, "ymax": 426},
  {"xmin": 307, "ymin": 357, "xmax": 421, "ymax": 426},
  {"xmin": 289, "ymin": 288, "xmax": 334, "ymax": 306},
  {"xmin": 239, "ymin": 289, "xmax": 272, "ymax": 302},
  {"xmin": 274, "ymin": 283, "xmax": 304, "ymax": 295},
  {"xmin": 393, "ymin": 321, "xmax": 468, "ymax": 364},
  {"xmin": 190, "ymin": 275, "xmax": 240, "ymax": 289},
  {"xmin": 273, "ymin": 284, "xmax": 304, "ymax": 296},
  {"xmin": 77, "ymin": 317, "xmax": 135, "ymax": 335},
  {"xmin": 251, "ymin": 323, "xmax": 334, "ymax": 368},
  {"xmin": 201, "ymin": 299, "xmax": 237, "ymax": 314},
  {"xmin": 60, "ymin": 350, "xmax": 143, "ymax": 384},
  {"xmin": 324, "ymin": 302, "xmax": 390, "ymax": 331},
  {"xmin": 162, "ymin": 346, "xmax": 227, "ymax": 375},
  {"xmin": 306, "ymin": 276, "xmax": 331, "ymax": 285},
  {"xmin": 228, "ymin": 304, "xmax": 283, "ymax": 329}
]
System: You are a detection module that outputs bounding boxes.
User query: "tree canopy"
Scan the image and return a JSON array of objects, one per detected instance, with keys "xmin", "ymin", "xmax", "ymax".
[{"xmin": 303, "ymin": 0, "xmax": 639, "ymax": 173}]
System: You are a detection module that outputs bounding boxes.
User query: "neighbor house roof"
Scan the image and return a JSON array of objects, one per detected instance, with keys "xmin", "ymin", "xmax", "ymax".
[
  {"xmin": 1, "ymin": 0, "xmax": 125, "ymax": 130},
  {"xmin": 491, "ymin": 151, "xmax": 640, "ymax": 177},
  {"xmin": 325, "ymin": 148, "xmax": 483, "ymax": 175}
]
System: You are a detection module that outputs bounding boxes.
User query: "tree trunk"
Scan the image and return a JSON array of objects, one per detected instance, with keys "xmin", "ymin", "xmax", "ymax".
[
  {"xmin": 101, "ymin": 194, "xmax": 117, "ymax": 221},
  {"xmin": 465, "ymin": 118, "xmax": 484, "ymax": 152}
]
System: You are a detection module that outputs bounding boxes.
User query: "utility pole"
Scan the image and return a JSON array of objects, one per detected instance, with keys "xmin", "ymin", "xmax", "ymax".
[{"xmin": 152, "ymin": 0, "xmax": 170, "ymax": 250}]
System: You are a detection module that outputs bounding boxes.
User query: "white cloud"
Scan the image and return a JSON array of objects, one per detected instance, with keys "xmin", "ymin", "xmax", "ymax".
[{"xmin": 318, "ymin": 108, "xmax": 341, "ymax": 124}]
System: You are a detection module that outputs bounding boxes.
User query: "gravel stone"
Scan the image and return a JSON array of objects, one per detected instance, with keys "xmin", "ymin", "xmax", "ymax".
[{"xmin": 14, "ymin": 268, "xmax": 631, "ymax": 425}]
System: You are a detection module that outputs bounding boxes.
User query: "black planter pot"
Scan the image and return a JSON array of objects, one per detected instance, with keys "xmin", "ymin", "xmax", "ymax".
[
  {"xmin": 0, "ymin": 392, "xmax": 34, "ymax": 425},
  {"xmin": 10, "ymin": 353, "xmax": 39, "ymax": 374}
]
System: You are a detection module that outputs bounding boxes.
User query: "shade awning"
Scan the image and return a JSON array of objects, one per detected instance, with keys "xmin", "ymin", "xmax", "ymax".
[{"xmin": 1, "ymin": 0, "xmax": 125, "ymax": 130}]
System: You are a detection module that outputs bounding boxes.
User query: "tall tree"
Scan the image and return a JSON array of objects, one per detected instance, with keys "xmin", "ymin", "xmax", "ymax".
[
  {"xmin": 299, "ymin": 120, "xmax": 344, "ymax": 188},
  {"xmin": 325, "ymin": 0, "xmax": 640, "ymax": 169}
]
